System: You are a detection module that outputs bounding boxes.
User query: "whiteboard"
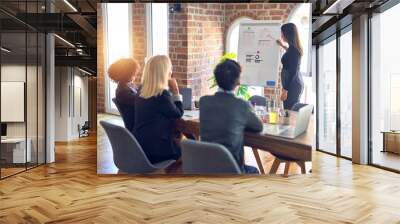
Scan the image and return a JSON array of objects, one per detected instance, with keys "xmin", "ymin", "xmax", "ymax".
[
  {"xmin": 1, "ymin": 82, "xmax": 25, "ymax": 122},
  {"xmin": 238, "ymin": 22, "xmax": 281, "ymax": 86}
]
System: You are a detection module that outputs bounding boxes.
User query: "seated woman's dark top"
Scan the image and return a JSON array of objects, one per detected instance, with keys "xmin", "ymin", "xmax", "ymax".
[
  {"xmin": 134, "ymin": 90, "xmax": 184, "ymax": 164},
  {"xmin": 115, "ymin": 82, "xmax": 137, "ymax": 133}
]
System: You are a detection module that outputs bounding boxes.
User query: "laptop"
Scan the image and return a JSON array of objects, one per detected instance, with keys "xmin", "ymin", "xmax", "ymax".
[{"xmin": 263, "ymin": 104, "xmax": 313, "ymax": 139}]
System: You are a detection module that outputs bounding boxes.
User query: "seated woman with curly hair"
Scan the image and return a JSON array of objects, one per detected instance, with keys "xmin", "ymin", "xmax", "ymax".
[{"xmin": 107, "ymin": 58, "xmax": 141, "ymax": 133}]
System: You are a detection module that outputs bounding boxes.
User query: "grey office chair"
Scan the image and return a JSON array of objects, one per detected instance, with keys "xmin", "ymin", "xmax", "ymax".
[
  {"xmin": 181, "ymin": 139, "xmax": 242, "ymax": 174},
  {"xmin": 179, "ymin": 87, "xmax": 193, "ymax": 110},
  {"xmin": 249, "ymin": 95, "xmax": 267, "ymax": 106},
  {"xmin": 100, "ymin": 121, "xmax": 176, "ymax": 174},
  {"xmin": 292, "ymin": 103, "xmax": 314, "ymax": 113}
]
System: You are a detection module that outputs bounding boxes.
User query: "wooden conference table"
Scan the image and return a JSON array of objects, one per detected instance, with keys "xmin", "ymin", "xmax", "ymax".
[{"xmin": 176, "ymin": 110, "xmax": 313, "ymax": 175}]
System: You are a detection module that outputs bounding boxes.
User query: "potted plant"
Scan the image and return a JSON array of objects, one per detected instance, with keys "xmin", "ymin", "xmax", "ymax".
[{"xmin": 208, "ymin": 53, "xmax": 251, "ymax": 100}]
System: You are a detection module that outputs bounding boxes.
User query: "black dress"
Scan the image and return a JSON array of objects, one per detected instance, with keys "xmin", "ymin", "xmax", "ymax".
[
  {"xmin": 281, "ymin": 45, "xmax": 304, "ymax": 110},
  {"xmin": 115, "ymin": 83, "xmax": 137, "ymax": 133},
  {"xmin": 134, "ymin": 90, "xmax": 184, "ymax": 164}
]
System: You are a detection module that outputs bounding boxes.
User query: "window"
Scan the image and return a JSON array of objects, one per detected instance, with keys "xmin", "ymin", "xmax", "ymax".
[
  {"xmin": 104, "ymin": 3, "xmax": 132, "ymax": 113},
  {"xmin": 370, "ymin": 2, "xmax": 400, "ymax": 171},
  {"xmin": 147, "ymin": 3, "xmax": 169, "ymax": 57},
  {"xmin": 289, "ymin": 4, "xmax": 311, "ymax": 76},
  {"xmin": 289, "ymin": 4, "xmax": 314, "ymax": 105},
  {"xmin": 317, "ymin": 37, "xmax": 337, "ymax": 155},
  {"xmin": 0, "ymin": 1, "xmax": 46, "ymax": 179},
  {"xmin": 339, "ymin": 28, "xmax": 352, "ymax": 158}
]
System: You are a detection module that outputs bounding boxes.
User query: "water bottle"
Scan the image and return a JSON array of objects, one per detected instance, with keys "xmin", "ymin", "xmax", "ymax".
[{"xmin": 266, "ymin": 81, "xmax": 278, "ymax": 124}]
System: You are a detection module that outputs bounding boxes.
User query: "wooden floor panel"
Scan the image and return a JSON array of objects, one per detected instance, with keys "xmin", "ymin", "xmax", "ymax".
[{"xmin": 1, "ymin": 124, "xmax": 400, "ymax": 223}]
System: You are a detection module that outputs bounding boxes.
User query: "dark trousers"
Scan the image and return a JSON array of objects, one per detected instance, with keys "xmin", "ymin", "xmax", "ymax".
[{"xmin": 284, "ymin": 82, "xmax": 304, "ymax": 110}]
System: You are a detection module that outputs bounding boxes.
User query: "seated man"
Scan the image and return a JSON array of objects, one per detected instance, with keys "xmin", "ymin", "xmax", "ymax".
[{"xmin": 199, "ymin": 59, "xmax": 263, "ymax": 174}]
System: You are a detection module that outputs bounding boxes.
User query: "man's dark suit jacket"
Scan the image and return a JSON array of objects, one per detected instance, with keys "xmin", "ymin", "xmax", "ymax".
[
  {"xmin": 134, "ymin": 90, "xmax": 184, "ymax": 164},
  {"xmin": 199, "ymin": 91, "xmax": 263, "ymax": 171},
  {"xmin": 115, "ymin": 83, "xmax": 137, "ymax": 133}
]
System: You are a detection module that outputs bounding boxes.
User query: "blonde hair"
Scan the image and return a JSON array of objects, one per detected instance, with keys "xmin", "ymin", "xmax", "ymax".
[
  {"xmin": 140, "ymin": 55, "xmax": 172, "ymax": 99},
  {"xmin": 108, "ymin": 58, "xmax": 140, "ymax": 83}
]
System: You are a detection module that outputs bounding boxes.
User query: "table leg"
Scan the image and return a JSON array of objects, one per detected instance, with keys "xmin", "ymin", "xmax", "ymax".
[
  {"xmin": 269, "ymin": 158, "xmax": 281, "ymax": 174},
  {"xmin": 296, "ymin": 161, "xmax": 306, "ymax": 174},
  {"xmin": 252, "ymin": 148, "xmax": 265, "ymax": 174},
  {"xmin": 283, "ymin": 162, "xmax": 291, "ymax": 177}
]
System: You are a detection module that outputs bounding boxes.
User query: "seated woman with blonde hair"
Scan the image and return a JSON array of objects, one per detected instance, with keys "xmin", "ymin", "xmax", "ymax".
[
  {"xmin": 134, "ymin": 55, "xmax": 183, "ymax": 164},
  {"xmin": 108, "ymin": 58, "xmax": 141, "ymax": 133}
]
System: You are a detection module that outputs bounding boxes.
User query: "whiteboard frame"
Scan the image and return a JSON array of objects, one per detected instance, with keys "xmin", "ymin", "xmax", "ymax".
[{"xmin": 237, "ymin": 20, "xmax": 283, "ymax": 87}]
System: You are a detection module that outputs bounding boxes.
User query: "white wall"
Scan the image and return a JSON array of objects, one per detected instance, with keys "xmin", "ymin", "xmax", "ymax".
[{"xmin": 54, "ymin": 67, "xmax": 89, "ymax": 141}]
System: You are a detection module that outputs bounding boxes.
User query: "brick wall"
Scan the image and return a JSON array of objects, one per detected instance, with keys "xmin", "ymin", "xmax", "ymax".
[
  {"xmin": 97, "ymin": 4, "xmax": 105, "ymax": 113},
  {"xmin": 132, "ymin": 4, "xmax": 147, "ymax": 83},
  {"xmin": 169, "ymin": 3, "xmax": 225, "ymax": 97},
  {"xmin": 169, "ymin": 4, "xmax": 189, "ymax": 93}
]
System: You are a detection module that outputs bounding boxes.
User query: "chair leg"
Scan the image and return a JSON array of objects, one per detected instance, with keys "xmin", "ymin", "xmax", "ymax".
[
  {"xmin": 296, "ymin": 161, "xmax": 306, "ymax": 174},
  {"xmin": 252, "ymin": 148, "xmax": 265, "ymax": 174},
  {"xmin": 283, "ymin": 162, "xmax": 291, "ymax": 177},
  {"xmin": 269, "ymin": 158, "xmax": 281, "ymax": 174}
]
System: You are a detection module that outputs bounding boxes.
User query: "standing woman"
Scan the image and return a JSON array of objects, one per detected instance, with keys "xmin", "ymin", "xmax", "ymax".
[
  {"xmin": 276, "ymin": 23, "xmax": 304, "ymax": 110},
  {"xmin": 134, "ymin": 55, "xmax": 184, "ymax": 164}
]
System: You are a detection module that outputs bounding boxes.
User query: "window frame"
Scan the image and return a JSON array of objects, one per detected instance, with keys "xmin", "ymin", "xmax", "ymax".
[
  {"xmin": 368, "ymin": 1, "xmax": 400, "ymax": 173},
  {"xmin": 315, "ymin": 24, "xmax": 353, "ymax": 160},
  {"xmin": 146, "ymin": 3, "xmax": 169, "ymax": 58},
  {"xmin": 103, "ymin": 3, "xmax": 133, "ymax": 115}
]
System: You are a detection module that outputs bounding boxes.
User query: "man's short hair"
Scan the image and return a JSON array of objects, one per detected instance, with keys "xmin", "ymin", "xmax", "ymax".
[{"xmin": 214, "ymin": 59, "xmax": 241, "ymax": 91}]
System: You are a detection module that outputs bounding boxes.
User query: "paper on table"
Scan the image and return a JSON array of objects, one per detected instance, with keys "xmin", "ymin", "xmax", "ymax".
[{"xmin": 182, "ymin": 110, "xmax": 199, "ymax": 121}]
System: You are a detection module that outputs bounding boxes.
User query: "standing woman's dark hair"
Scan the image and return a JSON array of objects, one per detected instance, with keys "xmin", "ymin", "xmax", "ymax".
[{"xmin": 281, "ymin": 23, "xmax": 303, "ymax": 57}]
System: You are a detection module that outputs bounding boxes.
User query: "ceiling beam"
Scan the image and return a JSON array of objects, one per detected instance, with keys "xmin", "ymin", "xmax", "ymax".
[{"xmin": 67, "ymin": 14, "xmax": 96, "ymax": 38}]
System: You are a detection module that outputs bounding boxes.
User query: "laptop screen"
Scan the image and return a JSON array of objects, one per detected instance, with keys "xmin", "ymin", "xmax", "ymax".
[
  {"xmin": 294, "ymin": 105, "xmax": 313, "ymax": 136},
  {"xmin": 179, "ymin": 87, "xmax": 192, "ymax": 110}
]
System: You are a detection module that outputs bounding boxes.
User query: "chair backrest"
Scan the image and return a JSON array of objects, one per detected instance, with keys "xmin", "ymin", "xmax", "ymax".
[
  {"xmin": 181, "ymin": 139, "xmax": 242, "ymax": 174},
  {"xmin": 112, "ymin": 98, "xmax": 130, "ymax": 129},
  {"xmin": 249, "ymin": 95, "xmax": 267, "ymax": 106},
  {"xmin": 179, "ymin": 87, "xmax": 192, "ymax": 110},
  {"xmin": 292, "ymin": 103, "xmax": 309, "ymax": 112},
  {"xmin": 100, "ymin": 121, "xmax": 157, "ymax": 173},
  {"xmin": 82, "ymin": 121, "xmax": 90, "ymax": 130}
]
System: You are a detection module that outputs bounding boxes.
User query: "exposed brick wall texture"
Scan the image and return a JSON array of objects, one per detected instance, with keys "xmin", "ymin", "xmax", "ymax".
[
  {"xmin": 132, "ymin": 3, "xmax": 147, "ymax": 84},
  {"xmin": 169, "ymin": 5, "xmax": 189, "ymax": 92},
  {"xmin": 169, "ymin": 3, "xmax": 225, "ymax": 97},
  {"xmin": 97, "ymin": 4, "xmax": 105, "ymax": 113}
]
